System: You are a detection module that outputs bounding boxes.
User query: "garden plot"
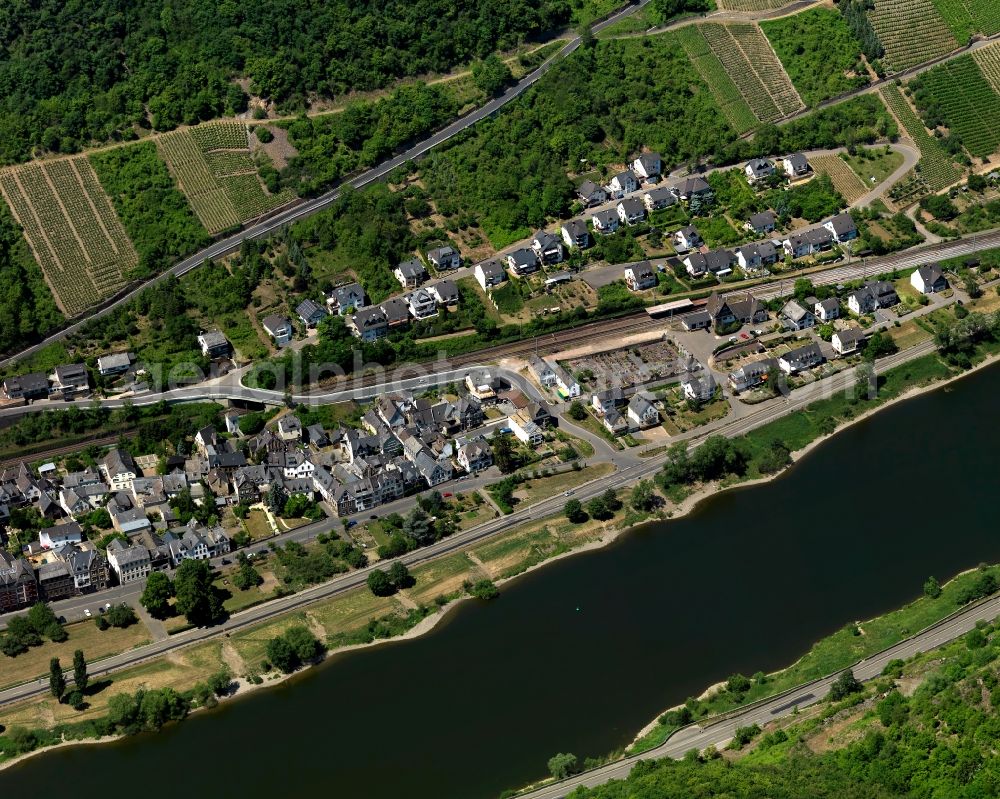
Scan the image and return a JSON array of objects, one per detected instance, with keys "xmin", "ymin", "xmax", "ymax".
[
  {"xmin": 0, "ymin": 157, "xmax": 137, "ymax": 317},
  {"xmin": 810, "ymin": 155, "xmax": 868, "ymax": 204},
  {"xmin": 562, "ymin": 338, "xmax": 685, "ymax": 390}
]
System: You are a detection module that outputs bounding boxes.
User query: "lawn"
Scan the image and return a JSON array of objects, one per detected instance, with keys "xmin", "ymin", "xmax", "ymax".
[
  {"xmin": 573, "ymin": 411, "xmax": 625, "ymax": 449},
  {"xmin": 243, "ymin": 509, "xmax": 274, "ymax": 541},
  {"xmin": 888, "ymin": 319, "xmax": 933, "ymax": 349},
  {"xmin": 0, "ymin": 619, "xmax": 151, "ymax": 691},
  {"xmin": 513, "ymin": 463, "xmax": 616, "ymax": 508},
  {"xmin": 404, "ymin": 552, "xmax": 480, "ymax": 605},
  {"xmin": 229, "ymin": 611, "xmax": 314, "ymax": 667},
  {"xmin": 307, "ymin": 591, "xmax": 402, "ymax": 638},
  {"xmin": 842, "ymin": 148, "xmax": 905, "ymax": 188}
]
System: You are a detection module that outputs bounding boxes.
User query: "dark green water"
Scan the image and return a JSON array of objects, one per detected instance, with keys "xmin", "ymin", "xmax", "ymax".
[{"xmin": 3, "ymin": 366, "xmax": 999, "ymax": 798}]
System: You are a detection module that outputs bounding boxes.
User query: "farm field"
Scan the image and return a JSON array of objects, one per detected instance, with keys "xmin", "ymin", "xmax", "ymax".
[
  {"xmin": 931, "ymin": 0, "xmax": 1000, "ymax": 44},
  {"xmin": 0, "ymin": 157, "xmax": 137, "ymax": 316},
  {"xmin": 810, "ymin": 155, "xmax": 868, "ymax": 204},
  {"xmin": 879, "ymin": 84, "xmax": 962, "ymax": 192},
  {"xmin": 868, "ymin": 0, "xmax": 958, "ymax": 73},
  {"xmin": 158, "ymin": 121, "xmax": 295, "ymax": 234},
  {"xmin": 684, "ymin": 22, "xmax": 803, "ymax": 126},
  {"xmin": 972, "ymin": 40, "xmax": 1000, "ymax": 95},
  {"xmin": 675, "ymin": 26, "xmax": 757, "ymax": 134},
  {"xmin": 910, "ymin": 55, "xmax": 1000, "ymax": 159}
]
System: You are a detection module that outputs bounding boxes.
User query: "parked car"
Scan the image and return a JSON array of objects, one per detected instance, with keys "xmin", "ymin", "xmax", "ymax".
[{"xmin": 84, "ymin": 609, "xmax": 92, "ymax": 618}]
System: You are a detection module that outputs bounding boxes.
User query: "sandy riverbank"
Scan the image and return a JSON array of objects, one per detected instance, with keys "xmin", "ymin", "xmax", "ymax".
[{"xmin": 4, "ymin": 347, "xmax": 997, "ymax": 773}]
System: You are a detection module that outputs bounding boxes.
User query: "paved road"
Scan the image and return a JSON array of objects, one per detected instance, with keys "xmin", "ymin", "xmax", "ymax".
[
  {"xmin": 520, "ymin": 584, "xmax": 1000, "ymax": 798},
  {"xmin": 0, "ymin": 0, "xmax": 653, "ymax": 372}
]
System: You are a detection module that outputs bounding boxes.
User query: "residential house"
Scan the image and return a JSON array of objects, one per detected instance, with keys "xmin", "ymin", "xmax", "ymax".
[
  {"xmin": 326, "ymin": 282, "xmax": 366, "ymax": 315},
  {"xmin": 561, "ymin": 219, "xmax": 590, "ymax": 250},
  {"xmin": 380, "ymin": 297, "xmax": 410, "ymax": 328},
  {"xmin": 39, "ymin": 521, "xmax": 83, "ymax": 550},
  {"xmin": 675, "ymin": 177, "xmax": 714, "ymax": 209},
  {"xmin": 394, "ymin": 257, "xmax": 428, "ymax": 288},
  {"xmin": 744, "ymin": 158, "xmax": 775, "ymax": 184},
  {"xmin": 101, "ymin": 448, "xmax": 137, "ymax": 492},
  {"xmin": 870, "ymin": 281, "xmax": 900, "ymax": 309},
  {"xmin": 591, "ymin": 387, "xmax": 626, "ymax": 415},
  {"xmin": 465, "ymin": 369, "xmax": 497, "ymax": 403},
  {"xmin": 348, "ymin": 307, "xmax": 388, "ymax": 341},
  {"xmin": 508, "ymin": 412, "xmax": 544, "ymax": 446},
  {"xmin": 277, "ymin": 415, "xmax": 302, "ymax": 441},
  {"xmin": 627, "ymin": 393, "xmax": 660, "ymax": 429},
  {"xmin": 528, "ymin": 355, "xmax": 557, "ymax": 388},
  {"xmin": 427, "ymin": 245, "xmax": 461, "ymax": 271},
  {"xmin": 262, "ymin": 315, "xmax": 293, "ymax": 346},
  {"xmin": 735, "ymin": 241, "xmax": 778, "ymax": 272},
  {"xmin": 577, "ymin": 180, "xmax": 607, "ymax": 207},
  {"xmin": 911, "ymin": 263, "xmax": 948, "ymax": 294},
  {"xmin": 674, "ymin": 225, "xmax": 703, "ymax": 250},
  {"xmin": 684, "ymin": 252, "xmax": 708, "ymax": 278},
  {"xmin": 823, "ymin": 212, "xmax": 858, "ymax": 243},
  {"xmin": 728, "ymin": 358, "xmax": 777, "ymax": 393},
  {"xmin": 780, "ymin": 299, "xmax": 815, "ymax": 330},
  {"xmin": 37, "ymin": 560, "xmax": 74, "ymax": 601},
  {"xmin": 531, "ymin": 231, "xmax": 564, "ymax": 264},
  {"xmin": 427, "ymin": 279, "xmax": 459, "ymax": 307},
  {"xmin": 1, "ymin": 373, "xmax": 48, "ymax": 401},
  {"xmin": 457, "ymin": 440, "xmax": 493, "ymax": 473},
  {"xmin": 632, "ymin": 152, "xmax": 662, "ymax": 180},
  {"xmin": 49, "ymin": 363, "xmax": 89, "ymax": 398},
  {"xmin": 704, "ymin": 249, "xmax": 735, "ymax": 278},
  {"xmin": 682, "ymin": 310, "xmax": 713, "ymax": 331},
  {"xmin": 97, "ymin": 352, "xmax": 133, "ymax": 377},
  {"xmin": 806, "ymin": 226, "xmax": 834, "ymax": 253},
  {"xmin": 407, "ymin": 287, "xmax": 438, "ymax": 320},
  {"xmin": 833, "ymin": 327, "xmax": 866, "ymax": 357},
  {"xmin": 745, "ymin": 210, "xmax": 776, "ymax": 235},
  {"xmin": 197, "ymin": 330, "xmax": 231, "ymax": 358},
  {"xmin": 606, "ymin": 170, "xmax": 638, "ymax": 197},
  {"xmin": 296, "ymin": 298, "xmax": 328, "ymax": 328},
  {"xmin": 778, "ymin": 342, "xmax": 824, "ymax": 374},
  {"xmin": 782, "ymin": 153, "xmax": 811, "ymax": 178},
  {"xmin": 107, "ymin": 538, "xmax": 152, "ymax": 584},
  {"xmin": 643, "ymin": 187, "xmax": 676, "ymax": 212},
  {"xmin": 553, "ymin": 365, "xmax": 581, "ymax": 398},
  {"xmin": 815, "ymin": 298, "xmax": 840, "ymax": 322},
  {"xmin": 847, "ymin": 286, "xmax": 876, "ymax": 315},
  {"xmin": 682, "ymin": 372, "xmax": 716, "ymax": 403},
  {"xmin": 591, "ymin": 209, "xmax": 620, "ymax": 235},
  {"xmin": 506, "ymin": 248, "xmax": 539, "ymax": 276},
  {"xmin": 110, "ymin": 506, "xmax": 152, "ymax": 535},
  {"xmin": 706, "ymin": 292, "xmax": 768, "ymax": 327},
  {"xmin": 602, "ymin": 407, "xmax": 630, "ymax": 436},
  {"xmin": 475, "ymin": 260, "xmax": 507, "ymax": 290},
  {"xmin": 0, "ymin": 552, "xmax": 38, "ymax": 612},
  {"xmin": 624, "ymin": 261, "xmax": 657, "ymax": 291},
  {"xmin": 524, "ymin": 401, "xmax": 555, "ymax": 429},
  {"xmin": 617, "ymin": 197, "xmax": 646, "ymax": 226},
  {"xmin": 782, "ymin": 233, "xmax": 812, "ymax": 260},
  {"xmin": 62, "ymin": 545, "xmax": 109, "ymax": 593}
]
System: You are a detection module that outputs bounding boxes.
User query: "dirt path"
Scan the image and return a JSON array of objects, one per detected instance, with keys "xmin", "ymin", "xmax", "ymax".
[{"xmin": 221, "ymin": 641, "xmax": 247, "ymax": 675}]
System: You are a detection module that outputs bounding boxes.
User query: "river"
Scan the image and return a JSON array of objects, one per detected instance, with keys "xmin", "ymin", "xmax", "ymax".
[{"xmin": 2, "ymin": 364, "xmax": 999, "ymax": 798}]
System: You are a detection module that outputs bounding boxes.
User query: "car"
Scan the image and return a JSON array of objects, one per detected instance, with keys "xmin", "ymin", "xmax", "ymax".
[
  {"xmin": 346, "ymin": 520, "xmax": 358, "ymax": 528},
  {"xmin": 458, "ymin": 475, "xmax": 469, "ymax": 481},
  {"xmin": 255, "ymin": 550, "xmax": 267, "ymax": 557},
  {"xmin": 443, "ymin": 492, "xmax": 452, "ymax": 498},
  {"xmin": 83, "ymin": 609, "xmax": 92, "ymax": 618},
  {"xmin": 104, "ymin": 603, "xmax": 111, "ymax": 611},
  {"xmin": 563, "ymin": 490, "xmax": 575, "ymax": 496},
  {"xmin": 370, "ymin": 514, "xmax": 378, "ymax": 520},
  {"xmin": 221, "ymin": 558, "xmax": 231, "ymax": 565},
  {"xmin": 753, "ymin": 329, "xmax": 764, "ymax": 336},
  {"xmin": 739, "ymin": 332, "xmax": 750, "ymax": 340},
  {"xmin": 729, "ymin": 336, "xmax": 738, "ymax": 344},
  {"xmin": 98, "ymin": 605, "xmax": 105, "ymax": 614}
]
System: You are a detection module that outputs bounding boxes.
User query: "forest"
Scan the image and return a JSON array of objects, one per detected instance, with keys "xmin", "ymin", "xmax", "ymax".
[{"xmin": 0, "ymin": 0, "xmax": 571, "ymax": 164}]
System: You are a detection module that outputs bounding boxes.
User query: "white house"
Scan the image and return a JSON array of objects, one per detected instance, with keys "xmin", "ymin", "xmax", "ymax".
[
  {"xmin": 814, "ymin": 298, "xmax": 840, "ymax": 322},
  {"xmin": 508, "ymin": 412, "xmax": 544, "ymax": 446},
  {"xmin": 394, "ymin": 257, "xmax": 428, "ymax": 288},
  {"xmin": 427, "ymin": 245, "xmax": 461, "ymax": 271},
  {"xmin": 643, "ymin": 187, "xmax": 676, "ymax": 211},
  {"xmin": 592, "ymin": 209, "xmax": 619, "ymax": 235},
  {"xmin": 561, "ymin": 219, "xmax": 590, "ymax": 249},
  {"xmin": 778, "ymin": 342, "xmax": 823, "ymax": 374},
  {"xmin": 606, "ymin": 170, "xmax": 638, "ymax": 197},
  {"xmin": 457, "ymin": 440, "xmax": 493, "ymax": 473},
  {"xmin": 106, "ymin": 538, "xmax": 151, "ymax": 584},
  {"xmin": 632, "ymin": 152, "xmax": 662, "ymax": 180},
  {"xmin": 674, "ymin": 225, "xmax": 702, "ymax": 251},
  {"xmin": 506, "ymin": 248, "xmax": 539, "ymax": 276},
  {"xmin": 911, "ymin": 263, "xmax": 948, "ymax": 294},
  {"xmin": 823, "ymin": 213, "xmax": 858, "ymax": 243},
  {"xmin": 427, "ymin": 280, "xmax": 459, "ymax": 307},
  {"xmin": 682, "ymin": 373, "xmax": 716, "ymax": 403},
  {"xmin": 197, "ymin": 330, "xmax": 230, "ymax": 358},
  {"xmin": 553, "ymin": 365, "xmax": 580, "ymax": 398},
  {"xmin": 39, "ymin": 522, "xmax": 83, "ymax": 550},
  {"xmin": 627, "ymin": 393, "xmax": 660, "ymax": 429},
  {"xmin": 783, "ymin": 153, "xmax": 811, "ymax": 177},
  {"xmin": 624, "ymin": 262, "xmax": 657, "ymax": 291},
  {"xmin": 101, "ymin": 449, "xmax": 137, "ymax": 492},
  {"xmin": 745, "ymin": 210, "xmax": 776, "ymax": 235},
  {"xmin": 261, "ymin": 314, "xmax": 293, "ymax": 346},
  {"xmin": 277, "ymin": 415, "xmax": 302, "ymax": 441},
  {"xmin": 577, "ymin": 180, "xmax": 607, "ymax": 207},
  {"xmin": 531, "ymin": 231, "xmax": 564, "ymax": 264},
  {"xmin": 780, "ymin": 300, "xmax": 815, "ymax": 331},
  {"xmin": 528, "ymin": 355, "xmax": 557, "ymax": 388},
  {"xmin": 326, "ymin": 282, "xmax": 366, "ymax": 315},
  {"xmin": 475, "ymin": 260, "xmax": 507, "ymax": 290},
  {"xmin": 407, "ymin": 287, "xmax": 438, "ymax": 319},
  {"xmin": 744, "ymin": 158, "xmax": 775, "ymax": 184},
  {"xmin": 832, "ymin": 328, "xmax": 866, "ymax": 357},
  {"xmin": 617, "ymin": 198, "xmax": 646, "ymax": 226}
]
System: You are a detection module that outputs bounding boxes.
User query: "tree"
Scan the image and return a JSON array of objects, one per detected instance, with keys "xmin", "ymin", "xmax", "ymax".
[
  {"xmin": 367, "ymin": 569, "xmax": 395, "ymax": 597},
  {"xmin": 232, "ymin": 553, "xmax": 263, "ymax": 591},
  {"xmin": 27, "ymin": 603, "xmax": 60, "ymax": 637},
  {"xmin": 601, "ymin": 488, "xmax": 621, "ymax": 512},
  {"xmin": 548, "ymin": 752, "xmax": 579, "ymax": 779},
  {"xmin": 855, "ymin": 361, "xmax": 877, "ymax": 400},
  {"xmin": 140, "ymin": 572, "xmax": 175, "ymax": 618},
  {"xmin": 266, "ymin": 482, "xmax": 287, "ymax": 513},
  {"xmin": 630, "ymin": 481, "xmax": 657, "ymax": 512},
  {"xmin": 564, "ymin": 498, "xmax": 585, "ymax": 523},
  {"xmin": 862, "ymin": 331, "xmax": 898, "ymax": 362},
  {"xmin": 73, "ymin": 650, "xmax": 88, "ymax": 694},
  {"xmin": 174, "ymin": 560, "xmax": 223, "ymax": 627},
  {"xmin": 829, "ymin": 669, "xmax": 863, "ymax": 701},
  {"xmin": 266, "ymin": 635, "xmax": 297, "ymax": 673},
  {"xmin": 49, "ymin": 658, "xmax": 65, "ymax": 700},
  {"xmin": 586, "ymin": 496, "xmax": 612, "ymax": 521},
  {"xmin": 387, "ymin": 561, "xmax": 413, "ymax": 590},
  {"xmin": 568, "ymin": 401, "xmax": 588, "ymax": 421},
  {"xmin": 471, "ymin": 53, "xmax": 513, "ymax": 97},
  {"xmin": 924, "ymin": 575, "xmax": 942, "ymax": 599},
  {"xmin": 403, "ymin": 508, "xmax": 434, "ymax": 547},
  {"xmin": 105, "ymin": 604, "xmax": 138, "ymax": 628},
  {"xmin": 491, "ymin": 429, "xmax": 517, "ymax": 473},
  {"xmin": 727, "ymin": 673, "xmax": 752, "ymax": 693},
  {"xmin": 283, "ymin": 625, "xmax": 322, "ymax": 663}
]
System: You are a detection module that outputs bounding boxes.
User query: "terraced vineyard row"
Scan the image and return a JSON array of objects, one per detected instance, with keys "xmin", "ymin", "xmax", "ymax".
[
  {"xmin": 972, "ymin": 40, "xmax": 1000, "ymax": 95},
  {"xmin": 912, "ymin": 55, "xmax": 1000, "ymax": 158},
  {"xmin": 879, "ymin": 84, "xmax": 961, "ymax": 192},
  {"xmin": 728, "ymin": 24, "xmax": 803, "ymax": 116},
  {"xmin": 717, "ymin": 0, "xmax": 787, "ymax": 9},
  {"xmin": 810, "ymin": 155, "xmax": 869, "ymax": 204},
  {"xmin": 869, "ymin": 0, "xmax": 958, "ymax": 73},
  {"xmin": 157, "ymin": 122, "xmax": 295, "ymax": 234},
  {"xmin": 675, "ymin": 26, "xmax": 758, "ymax": 134},
  {"xmin": 0, "ymin": 158, "xmax": 136, "ymax": 316},
  {"xmin": 932, "ymin": 0, "xmax": 1000, "ymax": 44}
]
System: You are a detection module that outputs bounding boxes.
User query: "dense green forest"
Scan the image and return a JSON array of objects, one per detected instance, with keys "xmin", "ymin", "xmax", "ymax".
[
  {"xmin": 0, "ymin": 203, "xmax": 64, "ymax": 355},
  {"xmin": 563, "ymin": 615, "xmax": 1000, "ymax": 798},
  {"xmin": 420, "ymin": 35, "xmax": 897, "ymax": 245},
  {"xmin": 0, "ymin": 0, "xmax": 572, "ymax": 164}
]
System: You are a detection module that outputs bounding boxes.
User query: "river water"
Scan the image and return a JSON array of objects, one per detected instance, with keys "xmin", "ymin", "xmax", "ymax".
[{"xmin": 2, "ymin": 365, "xmax": 998, "ymax": 798}]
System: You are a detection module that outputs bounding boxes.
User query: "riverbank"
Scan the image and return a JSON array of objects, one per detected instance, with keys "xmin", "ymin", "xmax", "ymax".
[{"xmin": 1, "ymin": 341, "xmax": 997, "ymax": 776}]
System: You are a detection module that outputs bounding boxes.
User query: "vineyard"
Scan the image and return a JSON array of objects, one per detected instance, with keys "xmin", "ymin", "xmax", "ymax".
[
  {"xmin": 972, "ymin": 41, "xmax": 1000, "ymax": 95},
  {"xmin": 810, "ymin": 155, "xmax": 868, "ymax": 205},
  {"xmin": 931, "ymin": 0, "xmax": 1000, "ymax": 44},
  {"xmin": 717, "ymin": 0, "xmax": 787, "ymax": 9},
  {"xmin": 868, "ymin": 0, "xmax": 958, "ymax": 73},
  {"xmin": 158, "ymin": 121, "xmax": 295, "ymax": 234},
  {"xmin": 0, "ymin": 157, "xmax": 137, "ymax": 316},
  {"xmin": 690, "ymin": 23, "xmax": 803, "ymax": 125},
  {"xmin": 909, "ymin": 55, "xmax": 1000, "ymax": 159},
  {"xmin": 879, "ymin": 85, "xmax": 961, "ymax": 192},
  {"xmin": 675, "ymin": 26, "xmax": 758, "ymax": 134}
]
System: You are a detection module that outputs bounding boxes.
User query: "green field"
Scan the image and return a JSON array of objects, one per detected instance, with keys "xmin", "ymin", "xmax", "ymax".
[
  {"xmin": 931, "ymin": 0, "xmax": 1000, "ymax": 44},
  {"xmin": 879, "ymin": 84, "xmax": 962, "ymax": 190},
  {"xmin": 910, "ymin": 55, "xmax": 1000, "ymax": 159},
  {"xmin": 761, "ymin": 8, "xmax": 868, "ymax": 107}
]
